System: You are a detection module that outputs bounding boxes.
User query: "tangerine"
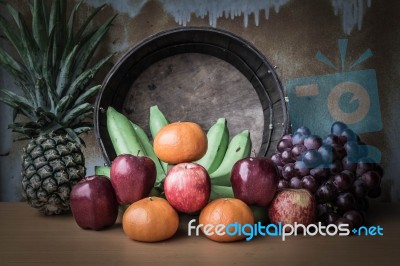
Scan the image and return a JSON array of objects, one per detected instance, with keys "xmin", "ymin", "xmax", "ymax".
[
  {"xmin": 199, "ymin": 198, "xmax": 254, "ymax": 242},
  {"xmin": 122, "ymin": 197, "xmax": 179, "ymax": 242},
  {"xmin": 153, "ymin": 122, "xmax": 207, "ymax": 164}
]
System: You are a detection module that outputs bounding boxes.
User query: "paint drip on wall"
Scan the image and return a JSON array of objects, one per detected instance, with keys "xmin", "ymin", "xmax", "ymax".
[
  {"xmin": 85, "ymin": 0, "xmax": 372, "ymax": 35},
  {"xmin": 159, "ymin": 0, "xmax": 290, "ymax": 27},
  {"xmin": 330, "ymin": 0, "xmax": 372, "ymax": 35}
]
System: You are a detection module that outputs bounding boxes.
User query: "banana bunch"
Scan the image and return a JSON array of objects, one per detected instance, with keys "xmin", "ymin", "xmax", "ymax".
[
  {"xmin": 196, "ymin": 121, "xmax": 252, "ymax": 186},
  {"xmin": 209, "ymin": 129, "xmax": 252, "ymax": 186},
  {"xmin": 195, "ymin": 118, "xmax": 229, "ymax": 173},
  {"xmin": 195, "ymin": 119, "xmax": 252, "ymax": 200}
]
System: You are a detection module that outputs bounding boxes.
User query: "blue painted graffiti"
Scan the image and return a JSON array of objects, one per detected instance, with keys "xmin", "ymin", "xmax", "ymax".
[{"xmin": 286, "ymin": 39, "xmax": 382, "ymax": 162}]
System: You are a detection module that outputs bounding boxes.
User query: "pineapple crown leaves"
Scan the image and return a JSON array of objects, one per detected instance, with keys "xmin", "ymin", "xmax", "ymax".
[{"xmin": 0, "ymin": 0, "xmax": 117, "ymax": 145}]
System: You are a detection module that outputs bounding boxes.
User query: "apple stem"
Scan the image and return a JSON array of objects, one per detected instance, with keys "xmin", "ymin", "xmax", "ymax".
[
  {"xmin": 251, "ymin": 149, "xmax": 256, "ymax": 157},
  {"xmin": 148, "ymin": 197, "xmax": 153, "ymax": 201},
  {"xmin": 137, "ymin": 150, "xmax": 141, "ymax": 156}
]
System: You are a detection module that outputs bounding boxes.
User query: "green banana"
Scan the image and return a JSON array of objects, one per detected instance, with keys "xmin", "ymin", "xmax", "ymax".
[
  {"xmin": 131, "ymin": 122, "xmax": 166, "ymax": 188},
  {"xmin": 149, "ymin": 105, "xmax": 169, "ymax": 173},
  {"xmin": 209, "ymin": 185, "xmax": 235, "ymax": 201},
  {"xmin": 195, "ymin": 118, "xmax": 229, "ymax": 174},
  {"xmin": 106, "ymin": 107, "xmax": 146, "ymax": 156},
  {"xmin": 94, "ymin": 165, "xmax": 110, "ymax": 178},
  {"xmin": 210, "ymin": 130, "xmax": 252, "ymax": 186},
  {"xmin": 149, "ymin": 105, "xmax": 169, "ymax": 137}
]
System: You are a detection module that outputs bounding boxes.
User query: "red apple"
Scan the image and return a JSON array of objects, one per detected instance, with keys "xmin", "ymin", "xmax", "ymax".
[
  {"xmin": 70, "ymin": 175, "xmax": 118, "ymax": 230},
  {"xmin": 110, "ymin": 154, "xmax": 156, "ymax": 205},
  {"xmin": 164, "ymin": 163, "xmax": 211, "ymax": 213},
  {"xmin": 269, "ymin": 189, "xmax": 316, "ymax": 230},
  {"xmin": 231, "ymin": 157, "xmax": 279, "ymax": 207}
]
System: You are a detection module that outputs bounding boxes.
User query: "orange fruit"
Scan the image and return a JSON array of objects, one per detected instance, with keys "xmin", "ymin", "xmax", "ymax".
[
  {"xmin": 199, "ymin": 198, "xmax": 254, "ymax": 242},
  {"xmin": 122, "ymin": 197, "xmax": 179, "ymax": 242},
  {"xmin": 153, "ymin": 122, "xmax": 207, "ymax": 164}
]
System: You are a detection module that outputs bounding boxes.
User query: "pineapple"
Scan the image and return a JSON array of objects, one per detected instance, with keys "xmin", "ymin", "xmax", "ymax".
[{"xmin": 0, "ymin": 0, "xmax": 116, "ymax": 215}]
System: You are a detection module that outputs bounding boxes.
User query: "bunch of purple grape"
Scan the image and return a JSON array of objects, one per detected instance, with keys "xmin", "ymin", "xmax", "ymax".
[{"xmin": 271, "ymin": 121, "xmax": 383, "ymax": 229}]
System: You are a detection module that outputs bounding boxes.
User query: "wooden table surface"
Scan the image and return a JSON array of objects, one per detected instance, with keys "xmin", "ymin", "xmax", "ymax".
[{"xmin": 1, "ymin": 202, "xmax": 399, "ymax": 266}]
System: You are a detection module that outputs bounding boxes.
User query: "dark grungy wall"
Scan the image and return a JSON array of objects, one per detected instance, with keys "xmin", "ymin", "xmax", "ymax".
[{"xmin": 0, "ymin": 0, "xmax": 399, "ymax": 202}]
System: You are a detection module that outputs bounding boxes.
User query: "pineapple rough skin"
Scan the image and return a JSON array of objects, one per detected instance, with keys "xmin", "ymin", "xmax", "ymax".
[{"xmin": 21, "ymin": 134, "xmax": 86, "ymax": 215}]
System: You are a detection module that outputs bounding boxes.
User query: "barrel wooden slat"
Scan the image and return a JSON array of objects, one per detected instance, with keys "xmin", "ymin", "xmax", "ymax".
[{"xmin": 256, "ymin": 64, "xmax": 285, "ymax": 105}]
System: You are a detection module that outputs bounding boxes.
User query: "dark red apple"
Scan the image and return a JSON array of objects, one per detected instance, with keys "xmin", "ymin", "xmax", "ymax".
[
  {"xmin": 269, "ymin": 189, "xmax": 316, "ymax": 230},
  {"xmin": 231, "ymin": 157, "xmax": 279, "ymax": 207},
  {"xmin": 110, "ymin": 154, "xmax": 156, "ymax": 205},
  {"xmin": 164, "ymin": 163, "xmax": 210, "ymax": 213},
  {"xmin": 70, "ymin": 175, "xmax": 118, "ymax": 230}
]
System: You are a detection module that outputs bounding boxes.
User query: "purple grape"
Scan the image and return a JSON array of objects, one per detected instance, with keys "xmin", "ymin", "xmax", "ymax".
[
  {"xmin": 294, "ymin": 160, "xmax": 310, "ymax": 177},
  {"xmin": 324, "ymin": 134, "xmax": 340, "ymax": 145},
  {"xmin": 324, "ymin": 178, "xmax": 335, "ymax": 187},
  {"xmin": 331, "ymin": 121, "xmax": 347, "ymax": 136},
  {"xmin": 316, "ymin": 182, "xmax": 338, "ymax": 203},
  {"xmin": 281, "ymin": 149, "xmax": 295, "ymax": 164},
  {"xmin": 332, "ymin": 143, "xmax": 346, "ymax": 160},
  {"xmin": 344, "ymin": 141, "xmax": 360, "ymax": 159},
  {"xmin": 332, "ymin": 172, "xmax": 352, "ymax": 192},
  {"xmin": 343, "ymin": 210, "xmax": 364, "ymax": 228},
  {"xmin": 341, "ymin": 170, "xmax": 356, "ymax": 183},
  {"xmin": 317, "ymin": 203, "xmax": 334, "ymax": 218},
  {"xmin": 290, "ymin": 177, "xmax": 302, "ymax": 189},
  {"xmin": 336, "ymin": 193, "xmax": 356, "ymax": 213},
  {"xmin": 304, "ymin": 135, "xmax": 323, "ymax": 150},
  {"xmin": 292, "ymin": 132, "xmax": 306, "ymax": 145},
  {"xmin": 356, "ymin": 158, "xmax": 376, "ymax": 177},
  {"xmin": 360, "ymin": 171, "xmax": 381, "ymax": 191},
  {"xmin": 278, "ymin": 179, "xmax": 290, "ymax": 190},
  {"xmin": 301, "ymin": 175, "xmax": 319, "ymax": 193},
  {"xmin": 292, "ymin": 144, "xmax": 307, "ymax": 161},
  {"xmin": 338, "ymin": 136, "xmax": 348, "ymax": 146},
  {"xmin": 302, "ymin": 150, "xmax": 322, "ymax": 168},
  {"xmin": 282, "ymin": 134, "xmax": 292, "ymax": 141},
  {"xmin": 328, "ymin": 160, "xmax": 343, "ymax": 175},
  {"xmin": 341, "ymin": 128, "xmax": 358, "ymax": 142},
  {"xmin": 277, "ymin": 139, "xmax": 293, "ymax": 152},
  {"xmin": 309, "ymin": 166, "xmax": 329, "ymax": 180},
  {"xmin": 323, "ymin": 212, "xmax": 341, "ymax": 225},
  {"xmin": 352, "ymin": 179, "xmax": 368, "ymax": 198},
  {"xmin": 318, "ymin": 145, "xmax": 333, "ymax": 164},
  {"xmin": 271, "ymin": 153, "xmax": 284, "ymax": 167},
  {"xmin": 282, "ymin": 163, "xmax": 296, "ymax": 180},
  {"xmin": 296, "ymin": 126, "xmax": 311, "ymax": 136},
  {"xmin": 342, "ymin": 156, "xmax": 357, "ymax": 172}
]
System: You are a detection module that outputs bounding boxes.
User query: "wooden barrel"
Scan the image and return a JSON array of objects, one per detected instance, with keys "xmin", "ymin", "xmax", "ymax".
[{"xmin": 94, "ymin": 27, "xmax": 288, "ymax": 165}]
